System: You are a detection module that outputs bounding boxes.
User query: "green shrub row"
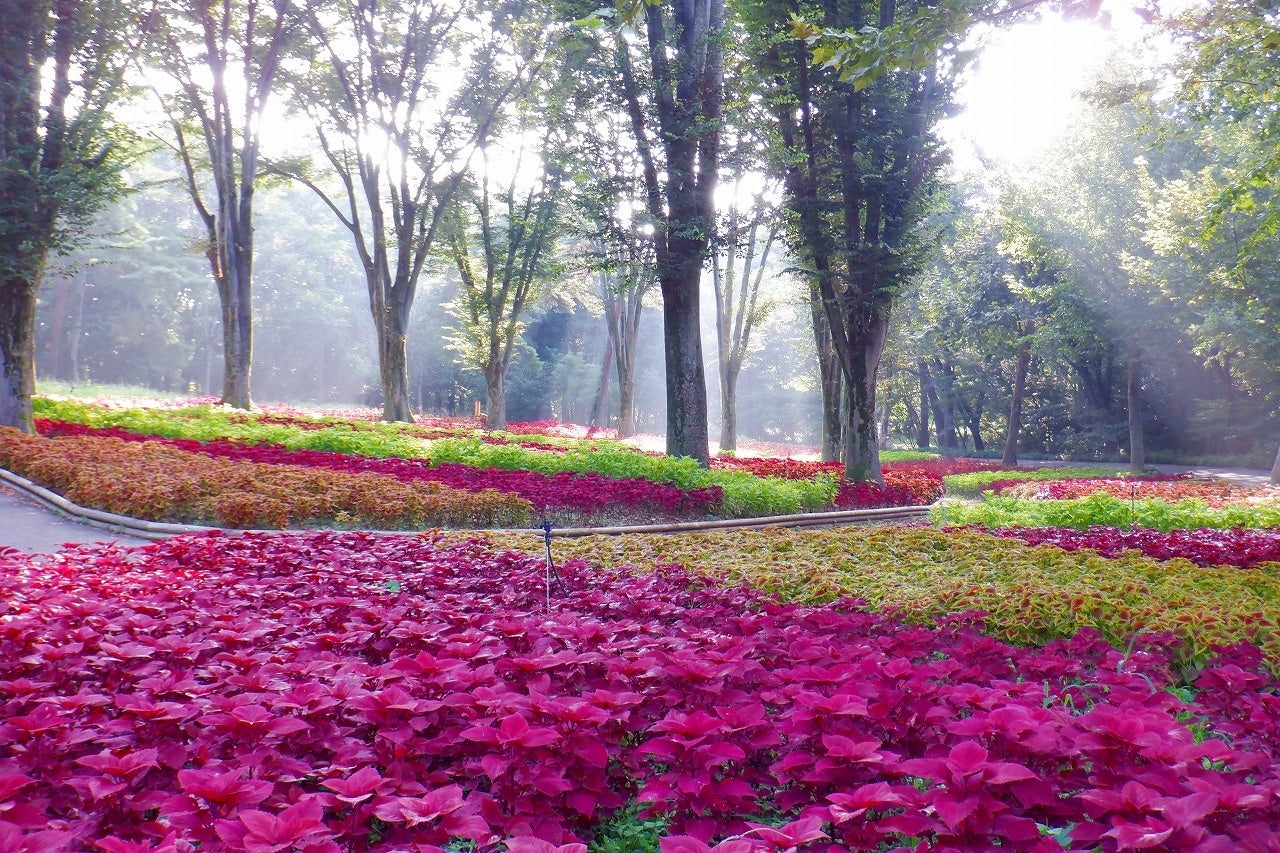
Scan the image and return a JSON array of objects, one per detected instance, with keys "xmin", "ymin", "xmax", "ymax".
[
  {"xmin": 34, "ymin": 398, "xmax": 839, "ymax": 517},
  {"xmin": 932, "ymin": 491, "xmax": 1280, "ymax": 531}
]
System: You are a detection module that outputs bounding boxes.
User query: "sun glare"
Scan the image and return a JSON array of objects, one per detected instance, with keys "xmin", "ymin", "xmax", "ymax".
[{"xmin": 937, "ymin": 0, "xmax": 1194, "ymax": 177}]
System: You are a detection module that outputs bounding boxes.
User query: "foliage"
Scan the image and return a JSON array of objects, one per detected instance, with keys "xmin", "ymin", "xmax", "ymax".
[
  {"xmin": 490, "ymin": 525, "xmax": 1280, "ymax": 665},
  {"xmin": 429, "ymin": 439, "xmax": 835, "ymax": 516},
  {"xmin": 1002, "ymin": 478, "xmax": 1280, "ymax": 507},
  {"xmin": 981, "ymin": 525, "xmax": 1280, "ymax": 570},
  {"xmin": 5, "ymin": 530, "xmax": 1280, "ymax": 848},
  {"xmin": 933, "ymin": 493, "xmax": 1280, "ymax": 533},
  {"xmin": 34, "ymin": 420, "xmax": 722, "ymax": 523},
  {"xmin": 942, "ymin": 466, "xmax": 1147, "ymax": 497},
  {"xmin": 0, "ymin": 428, "xmax": 530, "ymax": 529}
]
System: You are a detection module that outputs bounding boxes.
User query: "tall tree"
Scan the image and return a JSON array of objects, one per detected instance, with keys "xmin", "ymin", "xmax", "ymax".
[
  {"xmin": 446, "ymin": 137, "xmax": 564, "ymax": 431},
  {"xmin": 712, "ymin": 183, "xmax": 779, "ymax": 452},
  {"xmin": 153, "ymin": 0, "xmax": 295, "ymax": 410},
  {"xmin": 588, "ymin": 0, "xmax": 724, "ymax": 465},
  {"xmin": 1167, "ymin": 0, "xmax": 1280, "ymax": 480},
  {"xmin": 0, "ymin": 0, "xmax": 147, "ymax": 431},
  {"xmin": 282, "ymin": 0, "xmax": 547, "ymax": 422},
  {"xmin": 746, "ymin": 0, "xmax": 948, "ymax": 481}
]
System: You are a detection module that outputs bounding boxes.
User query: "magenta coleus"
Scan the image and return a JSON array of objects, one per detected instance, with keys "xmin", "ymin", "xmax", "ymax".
[
  {"xmin": 976, "ymin": 525, "xmax": 1280, "ymax": 569},
  {"xmin": 2, "ymin": 531, "xmax": 1279, "ymax": 851}
]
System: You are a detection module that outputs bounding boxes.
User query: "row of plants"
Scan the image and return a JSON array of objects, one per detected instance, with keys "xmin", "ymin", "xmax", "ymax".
[
  {"xmin": 1000, "ymin": 477, "xmax": 1280, "ymax": 507},
  {"xmin": 933, "ymin": 492, "xmax": 1280, "ymax": 532},
  {"xmin": 33, "ymin": 421, "xmax": 724, "ymax": 523},
  {"xmin": 33, "ymin": 400, "xmax": 839, "ymax": 516},
  {"xmin": 487, "ymin": 526, "xmax": 1280, "ymax": 664},
  {"xmin": 4, "ymin": 530, "xmax": 1279, "ymax": 851},
  {"xmin": 0, "ymin": 429, "xmax": 532, "ymax": 529},
  {"xmin": 940, "ymin": 467, "xmax": 1171, "ymax": 497},
  {"xmin": 31, "ymin": 399, "xmax": 955, "ymax": 517},
  {"xmin": 977, "ymin": 525, "xmax": 1280, "ymax": 570}
]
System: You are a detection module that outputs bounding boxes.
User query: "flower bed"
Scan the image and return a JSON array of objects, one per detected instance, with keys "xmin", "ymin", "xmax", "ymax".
[
  {"xmin": 1000, "ymin": 477, "xmax": 1280, "ymax": 507},
  {"xmin": 33, "ymin": 400, "xmax": 838, "ymax": 517},
  {"xmin": 0, "ymin": 428, "xmax": 531, "ymax": 529},
  {"xmin": 4, "ymin": 531, "xmax": 1280, "ymax": 850},
  {"xmin": 932, "ymin": 492, "xmax": 1280, "ymax": 532},
  {"xmin": 943, "ymin": 466, "xmax": 1163, "ymax": 497},
  {"xmin": 34, "ymin": 421, "xmax": 722, "ymax": 522},
  {"xmin": 980, "ymin": 525, "xmax": 1280, "ymax": 570},
  {"xmin": 489, "ymin": 526, "xmax": 1280, "ymax": 663},
  {"xmin": 709, "ymin": 457, "xmax": 944, "ymax": 507}
]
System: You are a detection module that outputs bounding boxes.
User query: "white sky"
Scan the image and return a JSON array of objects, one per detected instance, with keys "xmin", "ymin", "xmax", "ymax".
[{"xmin": 937, "ymin": 0, "xmax": 1198, "ymax": 176}]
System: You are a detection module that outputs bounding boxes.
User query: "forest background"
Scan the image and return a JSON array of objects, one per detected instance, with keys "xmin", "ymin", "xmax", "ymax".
[{"xmin": 5, "ymin": 0, "xmax": 1277, "ymax": 476}]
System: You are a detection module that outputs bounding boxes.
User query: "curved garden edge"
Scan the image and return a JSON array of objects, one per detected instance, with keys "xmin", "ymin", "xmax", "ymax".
[{"xmin": 0, "ymin": 464, "xmax": 934, "ymax": 542}]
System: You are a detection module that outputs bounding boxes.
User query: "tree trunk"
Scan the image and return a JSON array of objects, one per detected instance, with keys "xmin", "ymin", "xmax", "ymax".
[
  {"xmin": 591, "ymin": 341, "xmax": 613, "ymax": 428},
  {"xmin": 618, "ymin": 371, "xmax": 637, "ymax": 439},
  {"xmin": 1127, "ymin": 351, "xmax": 1145, "ymax": 473},
  {"xmin": 218, "ymin": 263, "xmax": 253, "ymax": 410},
  {"xmin": 915, "ymin": 361, "xmax": 931, "ymax": 449},
  {"xmin": 812, "ymin": 292, "xmax": 842, "ymax": 462},
  {"xmin": 0, "ymin": 281, "xmax": 37, "ymax": 433},
  {"xmin": 371, "ymin": 277, "xmax": 414, "ymax": 423},
  {"xmin": 1002, "ymin": 336, "xmax": 1032, "ymax": 466},
  {"xmin": 660, "ymin": 267, "xmax": 710, "ymax": 464},
  {"xmin": 486, "ymin": 367, "xmax": 506, "ymax": 432},
  {"xmin": 877, "ymin": 402, "xmax": 890, "ymax": 449},
  {"xmin": 841, "ymin": 313, "xmax": 890, "ymax": 482},
  {"xmin": 1270, "ymin": 441, "xmax": 1280, "ymax": 485},
  {"xmin": 719, "ymin": 364, "xmax": 738, "ymax": 453}
]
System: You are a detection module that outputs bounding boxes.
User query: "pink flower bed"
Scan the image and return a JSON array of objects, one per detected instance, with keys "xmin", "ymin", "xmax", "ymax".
[
  {"xmin": 4, "ymin": 531, "xmax": 1280, "ymax": 850},
  {"xmin": 34, "ymin": 421, "xmax": 722, "ymax": 520},
  {"xmin": 979, "ymin": 525, "xmax": 1280, "ymax": 570}
]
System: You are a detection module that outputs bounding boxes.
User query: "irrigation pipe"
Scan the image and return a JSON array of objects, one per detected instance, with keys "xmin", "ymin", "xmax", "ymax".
[{"xmin": 0, "ymin": 465, "xmax": 933, "ymax": 544}]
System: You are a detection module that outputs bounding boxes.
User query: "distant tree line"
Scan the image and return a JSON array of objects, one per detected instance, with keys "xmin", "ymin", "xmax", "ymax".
[{"xmin": 5, "ymin": 0, "xmax": 1280, "ymax": 480}]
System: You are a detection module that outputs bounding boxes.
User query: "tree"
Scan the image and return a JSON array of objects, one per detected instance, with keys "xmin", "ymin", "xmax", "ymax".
[
  {"xmin": 151, "ymin": 0, "xmax": 295, "ymax": 410},
  {"xmin": 712, "ymin": 183, "xmax": 779, "ymax": 452},
  {"xmin": 1167, "ymin": 0, "xmax": 1280, "ymax": 480},
  {"xmin": 1014, "ymin": 71, "xmax": 1181, "ymax": 473},
  {"xmin": 282, "ymin": 0, "xmax": 548, "ymax": 422},
  {"xmin": 0, "ymin": 0, "xmax": 147, "ymax": 431},
  {"xmin": 588, "ymin": 0, "xmax": 724, "ymax": 465},
  {"xmin": 745, "ymin": 0, "xmax": 948, "ymax": 481},
  {"xmin": 446, "ymin": 136, "xmax": 565, "ymax": 431}
]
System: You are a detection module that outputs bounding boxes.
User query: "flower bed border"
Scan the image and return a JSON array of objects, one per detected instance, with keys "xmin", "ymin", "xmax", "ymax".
[{"xmin": 0, "ymin": 464, "xmax": 933, "ymax": 541}]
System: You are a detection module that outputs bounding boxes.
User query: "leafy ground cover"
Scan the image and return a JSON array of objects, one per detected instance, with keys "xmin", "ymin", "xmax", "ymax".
[
  {"xmin": 980, "ymin": 526, "xmax": 1280, "ymax": 570},
  {"xmin": 1001, "ymin": 478, "xmax": 1280, "ymax": 507},
  {"xmin": 32, "ymin": 401, "xmax": 838, "ymax": 517},
  {"xmin": 0, "ymin": 428, "xmax": 531, "ymax": 529},
  {"xmin": 31, "ymin": 422, "xmax": 722, "ymax": 524},
  {"xmin": 27, "ymin": 399, "xmax": 951, "ymax": 519},
  {"xmin": 933, "ymin": 493, "xmax": 1280, "ymax": 532},
  {"xmin": 5, "ymin": 530, "xmax": 1280, "ymax": 851},
  {"xmin": 941, "ymin": 467, "xmax": 1163, "ymax": 497},
  {"xmin": 486, "ymin": 526, "xmax": 1280, "ymax": 663}
]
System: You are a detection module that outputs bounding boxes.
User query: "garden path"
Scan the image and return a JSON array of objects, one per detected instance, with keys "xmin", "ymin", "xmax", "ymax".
[{"xmin": 0, "ymin": 482, "xmax": 151, "ymax": 553}]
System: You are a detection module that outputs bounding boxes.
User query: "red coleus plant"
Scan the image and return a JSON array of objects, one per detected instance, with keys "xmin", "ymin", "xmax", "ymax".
[
  {"xmin": 3, "ymin": 530, "xmax": 1280, "ymax": 851},
  {"xmin": 976, "ymin": 524, "xmax": 1280, "ymax": 569}
]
